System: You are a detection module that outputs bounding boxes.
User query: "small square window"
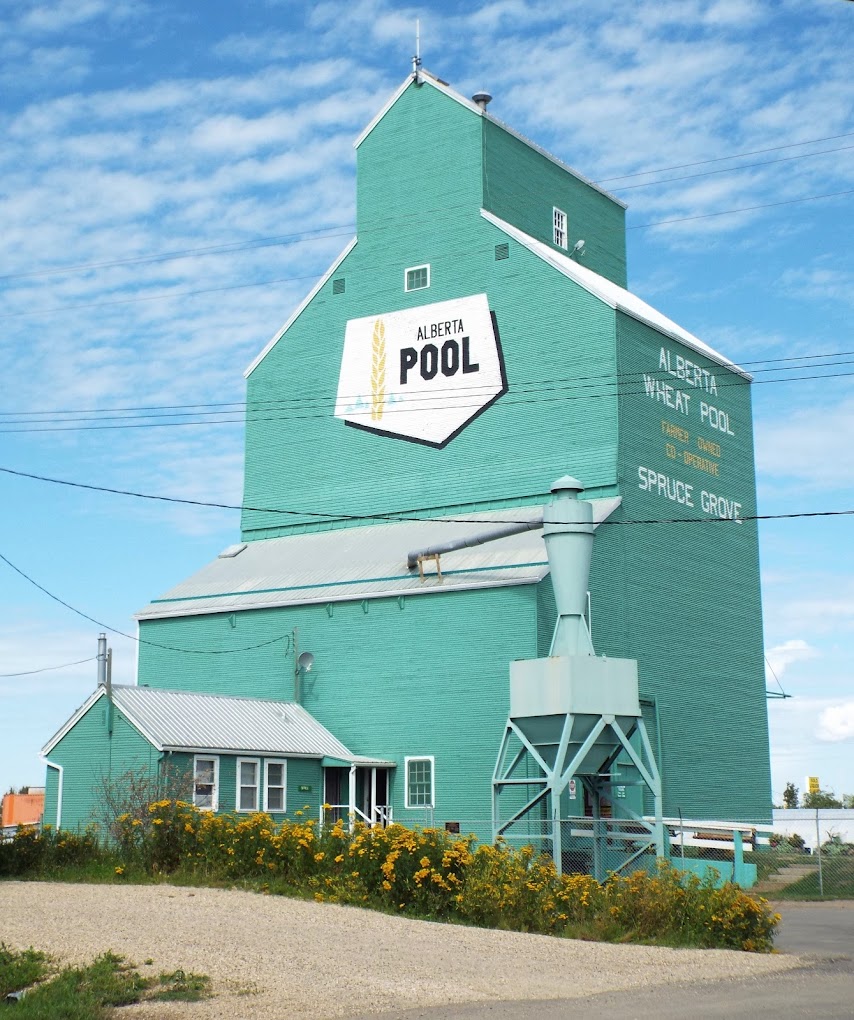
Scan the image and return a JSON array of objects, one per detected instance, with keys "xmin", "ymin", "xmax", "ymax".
[
  {"xmin": 264, "ymin": 760, "xmax": 287, "ymax": 813},
  {"xmin": 553, "ymin": 207, "xmax": 567, "ymax": 249},
  {"xmin": 405, "ymin": 756, "xmax": 434, "ymax": 809},
  {"xmin": 332, "ymin": 277, "xmax": 345, "ymax": 295},
  {"xmin": 405, "ymin": 264, "xmax": 430, "ymax": 292},
  {"xmin": 494, "ymin": 243, "xmax": 509, "ymax": 261}
]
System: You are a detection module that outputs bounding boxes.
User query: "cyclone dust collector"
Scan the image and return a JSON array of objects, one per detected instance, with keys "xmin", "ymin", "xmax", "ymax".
[{"xmin": 492, "ymin": 476, "xmax": 665, "ymax": 878}]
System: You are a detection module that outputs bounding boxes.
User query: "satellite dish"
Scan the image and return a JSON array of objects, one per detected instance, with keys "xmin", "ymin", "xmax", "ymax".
[{"xmin": 297, "ymin": 651, "xmax": 315, "ymax": 673}]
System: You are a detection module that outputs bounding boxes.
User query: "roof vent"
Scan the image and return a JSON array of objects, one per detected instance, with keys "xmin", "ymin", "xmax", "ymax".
[{"xmin": 472, "ymin": 91, "xmax": 492, "ymax": 111}]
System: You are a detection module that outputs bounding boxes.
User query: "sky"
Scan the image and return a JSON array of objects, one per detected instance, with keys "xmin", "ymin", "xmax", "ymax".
[{"xmin": 0, "ymin": 0, "xmax": 852, "ymax": 810}]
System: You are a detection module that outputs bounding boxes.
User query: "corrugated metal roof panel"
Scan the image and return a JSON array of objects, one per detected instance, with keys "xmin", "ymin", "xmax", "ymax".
[
  {"xmin": 110, "ymin": 686, "xmax": 362, "ymax": 759},
  {"xmin": 136, "ymin": 501, "xmax": 619, "ymax": 620}
]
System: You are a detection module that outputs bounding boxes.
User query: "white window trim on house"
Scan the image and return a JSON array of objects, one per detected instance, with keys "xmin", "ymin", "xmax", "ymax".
[
  {"xmin": 193, "ymin": 754, "xmax": 219, "ymax": 812},
  {"xmin": 236, "ymin": 757, "xmax": 261, "ymax": 812},
  {"xmin": 264, "ymin": 759, "xmax": 287, "ymax": 813},
  {"xmin": 404, "ymin": 263, "xmax": 430, "ymax": 292},
  {"xmin": 404, "ymin": 755, "xmax": 435, "ymax": 809},
  {"xmin": 553, "ymin": 207, "xmax": 567, "ymax": 249}
]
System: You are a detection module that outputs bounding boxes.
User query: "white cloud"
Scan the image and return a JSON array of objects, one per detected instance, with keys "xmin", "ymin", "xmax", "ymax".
[
  {"xmin": 755, "ymin": 395, "xmax": 854, "ymax": 491},
  {"xmin": 817, "ymin": 701, "xmax": 854, "ymax": 743},
  {"xmin": 765, "ymin": 638, "xmax": 818, "ymax": 685}
]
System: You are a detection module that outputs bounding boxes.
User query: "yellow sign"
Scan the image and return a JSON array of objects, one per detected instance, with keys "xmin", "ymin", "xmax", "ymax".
[{"xmin": 807, "ymin": 776, "xmax": 820, "ymax": 794}]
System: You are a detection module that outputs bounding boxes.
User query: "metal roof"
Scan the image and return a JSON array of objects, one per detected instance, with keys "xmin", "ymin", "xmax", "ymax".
[
  {"xmin": 42, "ymin": 685, "xmax": 391, "ymax": 762},
  {"xmin": 136, "ymin": 500, "xmax": 621, "ymax": 621},
  {"xmin": 481, "ymin": 211, "xmax": 751, "ymax": 380}
]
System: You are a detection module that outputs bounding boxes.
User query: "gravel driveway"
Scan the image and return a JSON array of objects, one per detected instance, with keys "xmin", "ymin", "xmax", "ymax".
[{"xmin": 0, "ymin": 882, "xmax": 804, "ymax": 1019}]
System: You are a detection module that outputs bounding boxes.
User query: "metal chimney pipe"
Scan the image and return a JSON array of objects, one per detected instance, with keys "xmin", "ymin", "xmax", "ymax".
[
  {"xmin": 97, "ymin": 633, "xmax": 107, "ymax": 687},
  {"xmin": 542, "ymin": 476, "xmax": 595, "ymax": 657}
]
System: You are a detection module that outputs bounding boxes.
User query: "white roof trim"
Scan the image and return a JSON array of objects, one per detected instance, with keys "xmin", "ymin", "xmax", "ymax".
[
  {"xmin": 354, "ymin": 70, "xmax": 482, "ymax": 149},
  {"xmin": 354, "ymin": 71, "xmax": 624, "ymax": 207},
  {"xmin": 41, "ymin": 687, "xmax": 105, "ymax": 755},
  {"xmin": 243, "ymin": 236, "xmax": 357, "ymax": 379},
  {"xmin": 481, "ymin": 210, "xmax": 751, "ymax": 380},
  {"xmin": 41, "ymin": 685, "xmax": 167, "ymax": 755},
  {"xmin": 137, "ymin": 572, "xmax": 547, "ymax": 621}
]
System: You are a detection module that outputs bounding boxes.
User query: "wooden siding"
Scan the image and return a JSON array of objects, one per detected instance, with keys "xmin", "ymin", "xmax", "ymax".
[
  {"xmin": 42, "ymin": 696, "xmax": 160, "ymax": 832},
  {"xmin": 240, "ymin": 79, "xmax": 622, "ymax": 541},
  {"xmin": 613, "ymin": 311, "xmax": 771, "ymax": 821},
  {"xmin": 481, "ymin": 117, "xmax": 627, "ymax": 288},
  {"xmin": 140, "ymin": 585, "xmax": 538, "ymax": 836}
]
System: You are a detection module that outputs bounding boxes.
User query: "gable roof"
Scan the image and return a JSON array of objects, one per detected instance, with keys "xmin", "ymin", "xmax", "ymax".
[
  {"xmin": 482, "ymin": 210, "xmax": 751, "ymax": 380},
  {"xmin": 243, "ymin": 236, "xmax": 356, "ymax": 379},
  {"xmin": 135, "ymin": 500, "xmax": 621, "ymax": 621},
  {"xmin": 41, "ymin": 685, "xmax": 390, "ymax": 763},
  {"xmin": 354, "ymin": 70, "xmax": 625, "ymax": 208}
]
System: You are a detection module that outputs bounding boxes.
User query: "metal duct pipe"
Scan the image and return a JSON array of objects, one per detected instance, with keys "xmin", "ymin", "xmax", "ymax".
[
  {"xmin": 406, "ymin": 517, "xmax": 544, "ymax": 571},
  {"xmin": 543, "ymin": 475, "xmax": 595, "ymax": 657}
]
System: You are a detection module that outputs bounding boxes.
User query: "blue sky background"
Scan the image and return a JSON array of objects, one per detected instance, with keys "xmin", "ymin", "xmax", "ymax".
[{"xmin": 1, "ymin": 0, "xmax": 851, "ymax": 810}]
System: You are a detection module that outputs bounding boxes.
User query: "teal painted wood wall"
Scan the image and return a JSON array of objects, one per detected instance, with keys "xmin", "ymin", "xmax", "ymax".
[
  {"xmin": 139, "ymin": 585, "xmax": 538, "ymax": 835},
  {"xmin": 481, "ymin": 117, "xmax": 627, "ymax": 287},
  {"xmin": 241, "ymin": 80, "xmax": 622, "ymax": 541},
  {"xmin": 610, "ymin": 312, "xmax": 771, "ymax": 821},
  {"xmin": 164, "ymin": 751, "xmax": 322, "ymax": 821},
  {"xmin": 128, "ymin": 76, "xmax": 773, "ymax": 831},
  {"xmin": 42, "ymin": 696, "xmax": 160, "ymax": 832}
]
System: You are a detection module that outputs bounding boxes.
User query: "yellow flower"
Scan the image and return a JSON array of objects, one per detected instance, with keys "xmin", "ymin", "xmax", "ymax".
[
  {"xmin": 114, "ymin": 866, "xmax": 124, "ymax": 875},
  {"xmin": 152, "ymin": 818, "xmax": 163, "ymax": 826},
  {"xmin": 314, "ymin": 852, "xmax": 325, "ymax": 862}
]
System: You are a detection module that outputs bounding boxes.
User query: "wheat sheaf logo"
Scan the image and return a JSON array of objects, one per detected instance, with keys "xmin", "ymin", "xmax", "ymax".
[{"xmin": 370, "ymin": 318, "xmax": 386, "ymax": 420}]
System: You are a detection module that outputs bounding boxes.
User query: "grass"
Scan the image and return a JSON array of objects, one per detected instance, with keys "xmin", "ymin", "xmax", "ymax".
[
  {"xmin": 0, "ymin": 944, "xmax": 49, "ymax": 998},
  {"xmin": 0, "ymin": 946, "xmax": 211, "ymax": 1018},
  {"xmin": 772, "ymin": 858, "xmax": 854, "ymax": 900}
]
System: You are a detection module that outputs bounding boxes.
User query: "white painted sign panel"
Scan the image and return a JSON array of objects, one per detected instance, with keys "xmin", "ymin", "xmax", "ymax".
[{"xmin": 334, "ymin": 294, "xmax": 506, "ymax": 447}]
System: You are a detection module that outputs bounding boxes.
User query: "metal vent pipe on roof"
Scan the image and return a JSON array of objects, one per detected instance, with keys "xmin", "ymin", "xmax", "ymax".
[{"xmin": 472, "ymin": 91, "xmax": 492, "ymax": 110}]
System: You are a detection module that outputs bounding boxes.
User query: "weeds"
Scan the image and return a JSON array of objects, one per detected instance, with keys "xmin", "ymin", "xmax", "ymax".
[
  {"xmin": 0, "ymin": 944, "xmax": 49, "ymax": 998},
  {"xmin": 0, "ymin": 947, "xmax": 211, "ymax": 1018},
  {"xmin": 1, "ymin": 803, "xmax": 780, "ymax": 952}
]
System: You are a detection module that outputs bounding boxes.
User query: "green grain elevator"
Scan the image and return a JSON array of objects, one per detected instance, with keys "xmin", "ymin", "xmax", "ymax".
[{"xmin": 42, "ymin": 69, "xmax": 772, "ymax": 866}]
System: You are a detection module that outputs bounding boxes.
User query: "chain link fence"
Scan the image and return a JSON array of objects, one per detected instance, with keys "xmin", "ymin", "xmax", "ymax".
[{"xmin": 375, "ymin": 809, "xmax": 854, "ymax": 897}]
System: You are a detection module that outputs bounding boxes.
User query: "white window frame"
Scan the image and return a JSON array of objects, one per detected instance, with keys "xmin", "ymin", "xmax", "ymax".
[
  {"xmin": 404, "ymin": 755, "xmax": 435, "ymax": 809},
  {"xmin": 553, "ymin": 207, "xmax": 567, "ymax": 249},
  {"xmin": 404, "ymin": 263, "xmax": 430, "ymax": 292},
  {"xmin": 193, "ymin": 755, "xmax": 219, "ymax": 812},
  {"xmin": 236, "ymin": 757, "xmax": 261, "ymax": 813},
  {"xmin": 263, "ymin": 759, "xmax": 287, "ymax": 813}
]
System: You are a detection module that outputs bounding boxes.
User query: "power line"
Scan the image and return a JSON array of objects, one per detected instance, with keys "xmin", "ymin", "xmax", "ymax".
[
  {"xmin": 0, "ymin": 131, "xmax": 848, "ymax": 285},
  {"xmin": 3, "ymin": 347, "xmax": 851, "ymax": 420},
  {"xmin": 0, "ymin": 506, "xmax": 851, "ymax": 658},
  {"xmin": 0, "ymin": 550, "xmax": 287, "ymax": 656},
  {"xmin": 0, "ymin": 360, "xmax": 851, "ymax": 434},
  {"xmin": 1, "ymin": 187, "xmax": 851, "ymax": 321},
  {"xmin": 596, "ymin": 131, "xmax": 854, "ymax": 183},
  {"xmin": 612, "ymin": 144, "xmax": 854, "ymax": 192},
  {"xmin": 2, "ymin": 131, "xmax": 851, "ymax": 285},
  {"xmin": 1, "ymin": 464, "xmax": 852, "ymax": 529},
  {"xmin": 0, "ymin": 656, "xmax": 96, "ymax": 678},
  {"xmin": 0, "ymin": 227, "xmax": 356, "ymax": 284},
  {"xmin": 627, "ymin": 188, "xmax": 854, "ymax": 230}
]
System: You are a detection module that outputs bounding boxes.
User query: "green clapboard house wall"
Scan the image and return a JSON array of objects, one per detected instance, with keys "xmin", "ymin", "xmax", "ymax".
[
  {"xmin": 47, "ymin": 70, "xmax": 772, "ymax": 834},
  {"xmin": 43, "ymin": 698, "xmax": 159, "ymax": 832}
]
